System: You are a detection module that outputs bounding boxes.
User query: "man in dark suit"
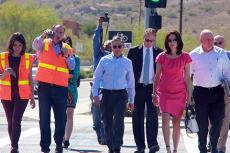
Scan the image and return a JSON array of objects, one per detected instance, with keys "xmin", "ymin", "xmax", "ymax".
[{"xmin": 127, "ymin": 28, "xmax": 163, "ymax": 153}]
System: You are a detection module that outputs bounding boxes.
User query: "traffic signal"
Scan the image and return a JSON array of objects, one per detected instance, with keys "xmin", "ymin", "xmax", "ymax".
[
  {"xmin": 149, "ymin": 14, "xmax": 162, "ymax": 29},
  {"xmin": 145, "ymin": 0, "xmax": 167, "ymax": 8}
]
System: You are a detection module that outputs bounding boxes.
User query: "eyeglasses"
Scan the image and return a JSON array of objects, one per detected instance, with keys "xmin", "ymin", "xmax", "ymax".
[
  {"xmin": 214, "ymin": 42, "xmax": 223, "ymax": 45},
  {"xmin": 112, "ymin": 45, "xmax": 122, "ymax": 49},
  {"xmin": 168, "ymin": 39, "xmax": 177, "ymax": 43},
  {"xmin": 145, "ymin": 39, "xmax": 154, "ymax": 43}
]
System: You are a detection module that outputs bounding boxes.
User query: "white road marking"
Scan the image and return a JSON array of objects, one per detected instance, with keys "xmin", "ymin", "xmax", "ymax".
[
  {"xmin": 181, "ymin": 129, "xmax": 199, "ymax": 153},
  {"xmin": 0, "ymin": 124, "xmax": 54, "ymax": 148}
]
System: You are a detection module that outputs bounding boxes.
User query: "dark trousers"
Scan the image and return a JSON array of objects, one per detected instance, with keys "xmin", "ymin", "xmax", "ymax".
[
  {"xmin": 100, "ymin": 89, "xmax": 127, "ymax": 152},
  {"xmin": 132, "ymin": 85, "xmax": 158, "ymax": 149},
  {"xmin": 38, "ymin": 82, "xmax": 68, "ymax": 152},
  {"xmin": 1, "ymin": 99, "xmax": 28, "ymax": 149},
  {"xmin": 193, "ymin": 85, "xmax": 225, "ymax": 153}
]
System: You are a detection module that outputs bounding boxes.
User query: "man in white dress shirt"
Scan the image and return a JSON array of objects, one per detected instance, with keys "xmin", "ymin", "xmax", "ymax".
[{"xmin": 190, "ymin": 29, "xmax": 230, "ymax": 153}]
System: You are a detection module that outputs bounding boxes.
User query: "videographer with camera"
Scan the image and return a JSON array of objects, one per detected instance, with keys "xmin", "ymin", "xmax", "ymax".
[
  {"xmin": 32, "ymin": 24, "xmax": 75, "ymax": 153},
  {"xmin": 90, "ymin": 14, "xmax": 112, "ymax": 145}
]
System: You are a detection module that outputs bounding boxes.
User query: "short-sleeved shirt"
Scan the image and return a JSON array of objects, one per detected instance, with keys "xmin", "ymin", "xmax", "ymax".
[{"xmin": 156, "ymin": 51, "xmax": 192, "ymax": 117}]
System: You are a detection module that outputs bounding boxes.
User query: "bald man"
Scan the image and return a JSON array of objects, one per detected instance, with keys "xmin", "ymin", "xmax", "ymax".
[
  {"xmin": 190, "ymin": 30, "xmax": 230, "ymax": 153},
  {"xmin": 33, "ymin": 24, "xmax": 75, "ymax": 153},
  {"xmin": 214, "ymin": 35, "xmax": 225, "ymax": 49},
  {"xmin": 213, "ymin": 35, "xmax": 230, "ymax": 153}
]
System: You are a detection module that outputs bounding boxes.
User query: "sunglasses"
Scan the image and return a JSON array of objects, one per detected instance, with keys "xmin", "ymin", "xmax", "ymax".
[
  {"xmin": 168, "ymin": 39, "xmax": 177, "ymax": 43},
  {"xmin": 214, "ymin": 42, "xmax": 223, "ymax": 45},
  {"xmin": 145, "ymin": 39, "xmax": 154, "ymax": 43},
  {"xmin": 112, "ymin": 45, "xmax": 122, "ymax": 49}
]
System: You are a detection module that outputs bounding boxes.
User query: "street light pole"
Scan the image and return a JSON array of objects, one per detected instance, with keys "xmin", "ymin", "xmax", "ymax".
[{"xmin": 179, "ymin": 0, "xmax": 183, "ymax": 36}]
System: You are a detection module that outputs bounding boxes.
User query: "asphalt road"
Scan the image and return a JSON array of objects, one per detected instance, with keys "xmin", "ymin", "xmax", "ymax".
[{"xmin": 0, "ymin": 81, "xmax": 230, "ymax": 153}]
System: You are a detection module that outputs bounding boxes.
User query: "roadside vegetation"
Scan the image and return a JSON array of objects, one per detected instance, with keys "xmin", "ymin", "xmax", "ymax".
[{"xmin": 0, "ymin": 0, "xmax": 229, "ymax": 79}]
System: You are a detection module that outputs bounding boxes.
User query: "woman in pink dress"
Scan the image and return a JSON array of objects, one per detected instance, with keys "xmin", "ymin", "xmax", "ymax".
[{"xmin": 153, "ymin": 31, "xmax": 192, "ymax": 153}]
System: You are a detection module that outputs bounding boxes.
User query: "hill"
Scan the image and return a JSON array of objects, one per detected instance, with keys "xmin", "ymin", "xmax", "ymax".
[
  {"xmin": 1, "ymin": 0, "xmax": 230, "ymax": 55},
  {"xmin": 12, "ymin": 0, "xmax": 229, "ymax": 46}
]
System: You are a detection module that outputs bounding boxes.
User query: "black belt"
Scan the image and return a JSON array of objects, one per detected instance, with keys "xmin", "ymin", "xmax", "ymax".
[
  {"xmin": 136, "ymin": 83, "xmax": 153, "ymax": 88},
  {"xmin": 102, "ymin": 89, "xmax": 126, "ymax": 93},
  {"xmin": 38, "ymin": 81, "xmax": 61, "ymax": 87},
  {"xmin": 194, "ymin": 84, "xmax": 222, "ymax": 90}
]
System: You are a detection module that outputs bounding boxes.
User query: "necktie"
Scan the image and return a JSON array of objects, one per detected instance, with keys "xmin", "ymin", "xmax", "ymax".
[{"xmin": 143, "ymin": 48, "xmax": 150, "ymax": 85}]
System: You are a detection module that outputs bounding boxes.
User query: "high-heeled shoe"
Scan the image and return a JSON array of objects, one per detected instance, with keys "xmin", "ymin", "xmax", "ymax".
[
  {"xmin": 173, "ymin": 149, "xmax": 177, "ymax": 153},
  {"xmin": 166, "ymin": 146, "xmax": 171, "ymax": 153}
]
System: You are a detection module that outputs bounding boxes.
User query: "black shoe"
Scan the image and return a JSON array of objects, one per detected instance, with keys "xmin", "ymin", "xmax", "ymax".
[
  {"xmin": 114, "ymin": 149, "xmax": 120, "ymax": 153},
  {"xmin": 55, "ymin": 145, "xmax": 63, "ymax": 153},
  {"xmin": 41, "ymin": 148, "xmax": 50, "ymax": 153},
  {"xmin": 108, "ymin": 149, "xmax": 113, "ymax": 153},
  {"xmin": 63, "ymin": 140, "xmax": 70, "ymax": 148},
  {"xmin": 149, "ymin": 145, "xmax": 160, "ymax": 153},
  {"xmin": 10, "ymin": 148, "xmax": 19, "ymax": 153},
  {"xmin": 134, "ymin": 148, "xmax": 145, "ymax": 153}
]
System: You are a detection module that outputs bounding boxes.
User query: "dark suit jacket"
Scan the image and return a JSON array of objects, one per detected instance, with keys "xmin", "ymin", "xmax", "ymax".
[{"xmin": 127, "ymin": 45, "xmax": 163, "ymax": 86}]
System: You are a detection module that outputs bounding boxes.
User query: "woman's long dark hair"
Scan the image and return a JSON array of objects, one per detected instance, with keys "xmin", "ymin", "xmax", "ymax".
[
  {"xmin": 64, "ymin": 36, "xmax": 72, "ymax": 47},
  {"xmin": 164, "ymin": 30, "xmax": 183, "ymax": 55},
  {"xmin": 6, "ymin": 32, "xmax": 26, "ymax": 55}
]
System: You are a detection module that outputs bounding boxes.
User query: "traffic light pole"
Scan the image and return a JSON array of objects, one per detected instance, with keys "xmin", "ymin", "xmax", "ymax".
[
  {"xmin": 144, "ymin": 7, "xmax": 156, "ymax": 29},
  {"xmin": 179, "ymin": 0, "xmax": 183, "ymax": 36}
]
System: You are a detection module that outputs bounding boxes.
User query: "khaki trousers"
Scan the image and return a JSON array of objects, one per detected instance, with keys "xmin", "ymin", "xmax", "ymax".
[{"xmin": 217, "ymin": 94, "xmax": 230, "ymax": 152}]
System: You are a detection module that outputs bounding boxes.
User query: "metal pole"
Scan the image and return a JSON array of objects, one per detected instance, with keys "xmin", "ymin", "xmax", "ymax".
[
  {"xmin": 139, "ymin": 0, "xmax": 142, "ymax": 26},
  {"xmin": 179, "ymin": 0, "xmax": 183, "ymax": 36},
  {"xmin": 144, "ymin": 8, "xmax": 156, "ymax": 29}
]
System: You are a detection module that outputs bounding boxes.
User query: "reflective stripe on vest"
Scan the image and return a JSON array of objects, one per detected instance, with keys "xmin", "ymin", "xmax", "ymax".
[
  {"xmin": 0, "ymin": 80, "xmax": 11, "ymax": 86},
  {"xmin": 0, "ymin": 53, "xmax": 5, "ymax": 69},
  {"xmin": 18, "ymin": 80, "xmax": 29, "ymax": 85},
  {"xmin": 38, "ymin": 62, "xmax": 68, "ymax": 73},
  {"xmin": 25, "ymin": 53, "xmax": 30, "ymax": 69},
  {"xmin": 44, "ymin": 39, "xmax": 49, "ymax": 51}
]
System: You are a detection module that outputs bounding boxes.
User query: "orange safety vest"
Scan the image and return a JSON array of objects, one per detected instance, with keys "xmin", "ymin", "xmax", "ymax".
[
  {"xmin": 0, "ymin": 52, "xmax": 34, "ymax": 100},
  {"xmin": 35, "ymin": 39, "xmax": 73, "ymax": 87}
]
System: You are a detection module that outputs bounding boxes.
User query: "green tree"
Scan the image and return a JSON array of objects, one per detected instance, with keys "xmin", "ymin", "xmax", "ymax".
[
  {"xmin": 81, "ymin": 22, "xmax": 97, "ymax": 37},
  {"xmin": 0, "ymin": 1, "xmax": 59, "ymax": 52}
]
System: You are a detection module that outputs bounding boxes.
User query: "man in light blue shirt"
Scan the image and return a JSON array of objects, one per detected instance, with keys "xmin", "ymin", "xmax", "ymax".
[{"xmin": 92, "ymin": 36, "xmax": 135, "ymax": 153}]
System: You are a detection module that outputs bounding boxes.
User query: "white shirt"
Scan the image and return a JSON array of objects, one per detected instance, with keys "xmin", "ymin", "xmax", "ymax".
[
  {"xmin": 190, "ymin": 46, "xmax": 230, "ymax": 88},
  {"xmin": 139, "ymin": 45, "xmax": 154, "ymax": 84}
]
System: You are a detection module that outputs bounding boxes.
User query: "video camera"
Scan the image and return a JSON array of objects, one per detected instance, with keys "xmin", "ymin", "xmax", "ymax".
[
  {"xmin": 45, "ymin": 29, "xmax": 55, "ymax": 39},
  {"xmin": 100, "ymin": 12, "xmax": 110, "ymax": 23}
]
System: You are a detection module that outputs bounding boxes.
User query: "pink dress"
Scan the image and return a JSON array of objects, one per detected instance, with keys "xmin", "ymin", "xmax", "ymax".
[{"xmin": 156, "ymin": 51, "xmax": 192, "ymax": 117}]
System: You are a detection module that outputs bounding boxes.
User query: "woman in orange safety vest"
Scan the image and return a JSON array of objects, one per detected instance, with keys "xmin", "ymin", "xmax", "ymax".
[{"xmin": 0, "ymin": 32, "xmax": 35, "ymax": 153}]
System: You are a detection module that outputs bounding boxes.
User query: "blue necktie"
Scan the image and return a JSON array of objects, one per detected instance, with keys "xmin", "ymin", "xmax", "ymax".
[{"xmin": 143, "ymin": 48, "xmax": 150, "ymax": 85}]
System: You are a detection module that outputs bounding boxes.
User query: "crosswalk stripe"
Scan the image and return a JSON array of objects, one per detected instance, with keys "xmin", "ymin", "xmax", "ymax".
[{"xmin": 0, "ymin": 124, "xmax": 54, "ymax": 148}]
